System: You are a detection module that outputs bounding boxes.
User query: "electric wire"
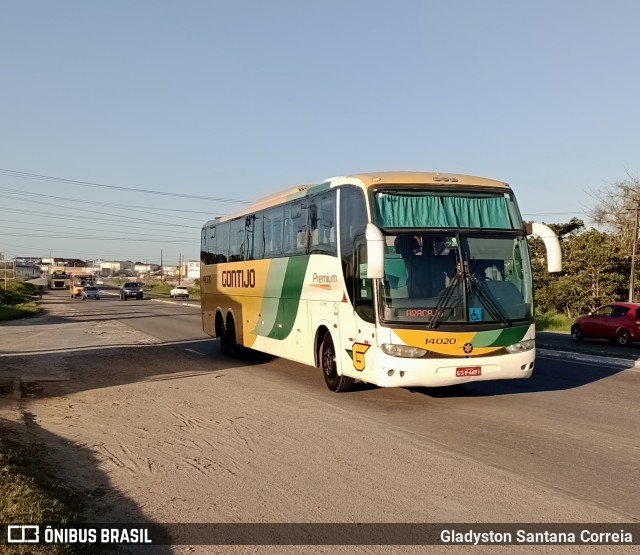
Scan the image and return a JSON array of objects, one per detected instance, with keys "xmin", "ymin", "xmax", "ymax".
[{"xmin": 0, "ymin": 168, "xmax": 251, "ymax": 204}]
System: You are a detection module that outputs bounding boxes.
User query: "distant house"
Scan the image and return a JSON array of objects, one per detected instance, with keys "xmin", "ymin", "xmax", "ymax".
[
  {"xmin": 98, "ymin": 261, "xmax": 122, "ymax": 276},
  {"xmin": 134, "ymin": 263, "xmax": 154, "ymax": 274},
  {"xmin": 15, "ymin": 262, "xmax": 40, "ymax": 279}
]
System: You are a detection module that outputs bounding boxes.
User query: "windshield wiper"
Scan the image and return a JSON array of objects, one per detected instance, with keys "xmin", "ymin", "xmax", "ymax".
[
  {"xmin": 465, "ymin": 274, "xmax": 510, "ymax": 327},
  {"xmin": 428, "ymin": 271, "xmax": 463, "ymax": 329},
  {"xmin": 428, "ymin": 269, "xmax": 511, "ymax": 328}
]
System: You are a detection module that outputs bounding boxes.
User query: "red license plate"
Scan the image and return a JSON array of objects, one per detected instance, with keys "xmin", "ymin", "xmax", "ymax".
[{"xmin": 456, "ymin": 366, "xmax": 481, "ymax": 377}]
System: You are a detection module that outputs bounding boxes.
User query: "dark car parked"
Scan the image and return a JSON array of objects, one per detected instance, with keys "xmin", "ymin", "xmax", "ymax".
[{"xmin": 571, "ymin": 302, "xmax": 640, "ymax": 346}]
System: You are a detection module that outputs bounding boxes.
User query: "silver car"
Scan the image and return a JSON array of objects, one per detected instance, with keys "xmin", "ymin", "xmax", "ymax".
[{"xmin": 81, "ymin": 286, "xmax": 100, "ymax": 300}]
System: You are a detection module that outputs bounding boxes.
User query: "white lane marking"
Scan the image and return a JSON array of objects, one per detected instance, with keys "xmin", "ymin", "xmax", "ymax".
[{"xmin": 184, "ymin": 348, "xmax": 206, "ymax": 356}]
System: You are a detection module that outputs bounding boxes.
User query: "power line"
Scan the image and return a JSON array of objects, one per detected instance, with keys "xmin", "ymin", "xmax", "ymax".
[
  {"xmin": 0, "ymin": 186, "xmax": 220, "ymax": 216},
  {"xmin": 0, "ymin": 206, "xmax": 198, "ymax": 231},
  {"xmin": 522, "ymin": 211, "xmax": 588, "ymax": 216},
  {"xmin": 0, "ymin": 168, "xmax": 250, "ymax": 204},
  {"xmin": 0, "ymin": 231, "xmax": 193, "ymax": 244},
  {"xmin": 0, "ymin": 194, "xmax": 201, "ymax": 229},
  {"xmin": 0, "ymin": 221, "xmax": 196, "ymax": 240}
]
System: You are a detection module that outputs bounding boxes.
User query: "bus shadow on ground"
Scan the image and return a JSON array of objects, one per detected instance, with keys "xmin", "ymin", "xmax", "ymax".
[
  {"xmin": 406, "ymin": 356, "xmax": 630, "ymax": 398},
  {"xmin": 0, "ymin": 417, "xmax": 173, "ymax": 554},
  {"xmin": 0, "ymin": 340, "xmax": 273, "ymax": 397}
]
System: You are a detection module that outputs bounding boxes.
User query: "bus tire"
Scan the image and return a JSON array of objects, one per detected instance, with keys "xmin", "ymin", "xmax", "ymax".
[
  {"xmin": 320, "ymin": 334, "xmax": 354, "ymax": 392},
  {"xmin": 222, "ymin": 315, "xmax": 240, "ymax": 357}
]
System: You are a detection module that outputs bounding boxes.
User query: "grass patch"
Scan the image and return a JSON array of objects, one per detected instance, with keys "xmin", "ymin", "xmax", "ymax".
[
  {"xmin": 0, "ymin": 281, "xmax": 42, "ymax": 322},
  {"xmin": 0, "ymin": 428, "xmax": 119, "ymax": 554},
  {"xmin": 0, "ymin": 303, "xmax": 41, "ymax": 322},
  {"xmin": 535, "ymin": 311, "xmax": 573, "ymax": 332},
  {"xmin": 0, "ymin": 280, "xmax": 37, "ymax": 304},
  {"xmin": 145, "ymin": 283, "xmax": 172, "ymax": 295},
  {"xmin": 145, "ymin": 282, "xmax": 201, "ymax": 299}
]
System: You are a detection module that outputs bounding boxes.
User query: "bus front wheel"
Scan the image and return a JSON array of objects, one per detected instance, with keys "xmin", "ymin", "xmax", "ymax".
[{"xmin": 320, "ymin": 334, "xmax": 354, "ymax": 393}]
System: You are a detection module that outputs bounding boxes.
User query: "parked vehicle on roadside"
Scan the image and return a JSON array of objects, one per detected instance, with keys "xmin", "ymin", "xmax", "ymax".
[
  {"xmin": 571, "ymin": 302, "xmax": 640, "ymax": 346},
  {"xmin": 120, "ymin": 282, "xmax": 144, "ymax": 300},
  {"xmin": 170, "ymin": 286, "xmax": 189, "ymax": 300},
  {"xmin": 81, "ymin": 286, "xmax": 100, "ymax": 300}
]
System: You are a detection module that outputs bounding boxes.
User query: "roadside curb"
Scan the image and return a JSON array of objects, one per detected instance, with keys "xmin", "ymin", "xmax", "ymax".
[{"xmin": 537, "ymin": 348, "xmax": 640, "ymax": 370}]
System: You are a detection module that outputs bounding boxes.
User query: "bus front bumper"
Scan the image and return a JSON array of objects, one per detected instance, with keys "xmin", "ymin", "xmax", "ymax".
[{"xmin": 373, "ymin": 349, "xmax": 535, "ymax": 388}]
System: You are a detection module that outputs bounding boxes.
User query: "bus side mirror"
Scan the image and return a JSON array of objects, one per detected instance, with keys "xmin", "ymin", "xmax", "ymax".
[
  {"xmin": 366, "ymin": 224, "xmax": 385, "ymax": 279},
  {"xmin": 525, "ymin": 222, "xmax": 562, "ymax": 272}
]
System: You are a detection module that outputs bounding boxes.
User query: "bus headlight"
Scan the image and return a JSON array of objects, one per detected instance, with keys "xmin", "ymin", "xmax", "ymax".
[
  {"xmin": 505, "ymin": 339, "xmax": 535, "ymax": 353},
  {"xmin": 381, "ymin": 344, "xmax": 427, "ymax": 358}
]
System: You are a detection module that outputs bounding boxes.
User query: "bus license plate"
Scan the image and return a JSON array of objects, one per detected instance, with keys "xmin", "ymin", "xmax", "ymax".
[{"xmin": 456, "ymin": 366, "xmax": 481, "ymax": 377}]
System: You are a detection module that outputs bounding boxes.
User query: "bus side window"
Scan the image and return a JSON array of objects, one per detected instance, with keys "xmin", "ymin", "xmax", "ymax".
[
  {"xmin": 229, "ymin": 218, "xmax": 245, "ymax": 262},
  {"xmin": 216, "ymin": 223, "xmax": 229, "ymax": 263},
  {"xmin": 339, "ymin": 186, "xmax": 368, "ymax": 307},
  {"xmin": 310, "ymin": 190, "xmax": 337, "ymax": 255},
  {"xmin": 263, "ymin": 207, "xmax": 283, "ymax": 257},
  {"xmin": 201, "ymin": 228, "xmax": 209, "ymax": 263},
  {"xmin": 284, "ymin": 202, "xmax": 306, "ymax": 255},
  {"xmin": 249, "ymin": 215, "xmax": 264, "ymax": 260}
]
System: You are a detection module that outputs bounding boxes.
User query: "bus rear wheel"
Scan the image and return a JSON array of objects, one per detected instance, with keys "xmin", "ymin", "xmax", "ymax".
[
  {"xmin": 221, "ymin": 316, "xmax": 240, "ymax": 357},
  {"xmin": 320, "ymin": 334, "xmax": 354, "ymax": 392}
]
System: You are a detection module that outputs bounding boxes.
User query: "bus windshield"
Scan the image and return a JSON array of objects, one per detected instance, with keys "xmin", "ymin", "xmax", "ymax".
[{"xmin": 381, "ymin": 233, "xmax": 533, "ymax": 325}]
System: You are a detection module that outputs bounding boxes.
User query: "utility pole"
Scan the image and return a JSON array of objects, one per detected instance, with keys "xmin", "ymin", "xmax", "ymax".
[
  {"xmin": 178, "ymin": 253, "xmax": 182, "ymax": 285},
  {"xmin": 160, "ymin": 250, "xmax": 164, "ymax": 284},
  {"xmin": 629, "ymin": 202, "xmax": 640, "ymax": 302}
]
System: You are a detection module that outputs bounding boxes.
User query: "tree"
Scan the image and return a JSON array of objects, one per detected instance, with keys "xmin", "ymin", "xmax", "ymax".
[
  {"xmin": 589, "ymin": 172, "xmax": 640, "ymax": 251},
  {"xmin": 530, "ymin": 220, "xmax": 626, "ymax": 317},
  {"xmin": 588, "ymin": 172, "xmax": 640, "ymax": 300}
]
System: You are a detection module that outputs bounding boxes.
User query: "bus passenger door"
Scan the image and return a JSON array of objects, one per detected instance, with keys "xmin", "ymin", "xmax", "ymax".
[{"xmin": 349, "ymin": 239, "xmax": 378, "ymax": 380}]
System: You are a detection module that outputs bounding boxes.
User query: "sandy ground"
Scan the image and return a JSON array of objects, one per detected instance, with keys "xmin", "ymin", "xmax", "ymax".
[{"xmin": 1, "ymin": 297, "xmax": 637, "ymax": 554}]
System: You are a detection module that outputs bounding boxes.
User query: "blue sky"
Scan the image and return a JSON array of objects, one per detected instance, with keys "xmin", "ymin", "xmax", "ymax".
[{"xmin": 1, "ymin": 0, "xmax": 638, "ymax": 264}]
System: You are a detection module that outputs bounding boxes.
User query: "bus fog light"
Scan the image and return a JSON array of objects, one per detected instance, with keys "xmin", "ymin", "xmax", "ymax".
[
  {"xmin": 387, "ymin": 369, "xmax": 395, "ymax": 376},
  {"xmin": 382, "ymin": 344, "xmax": 427, "ymax": 358},
  {"xmin": 505, "ymin": 339, "xmax": 535, "ymax": 353}
]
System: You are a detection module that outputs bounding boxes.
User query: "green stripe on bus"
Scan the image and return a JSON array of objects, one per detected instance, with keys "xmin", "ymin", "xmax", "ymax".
[
  {"xmin": 486, "ymin": 325, "xmax": 529, "ymax": 347},
  {"xmin": 470, "ymin": 328, "xmax": 503, "ymax": 347},
  {"xmin": 266, "ymin": 256, "xmax": 310, "ymax": 340}
]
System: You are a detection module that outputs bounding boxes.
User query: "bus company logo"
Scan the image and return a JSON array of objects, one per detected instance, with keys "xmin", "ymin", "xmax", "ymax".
[
  {"xmin": 463, "ymin": 342, "xmax": 474, "ymax": 354},
  {"xmin": 349, "ymin": 343, "xmax": 370, "ymax": 371},
  {"xmin": 221, "ymin": 269, "xmax": 256, "ymax": 288},
  {"xmin": 310, "ymin": 273, "xmax": 338, "ymax": 289}
]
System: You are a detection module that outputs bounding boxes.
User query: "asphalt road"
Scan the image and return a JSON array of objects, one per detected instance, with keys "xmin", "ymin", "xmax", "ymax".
[
  {"xmin": 538, "ymin": 330, "xmax": 640, "ymax": 361},
  {"xmin": 1, "ymin": 289, "xmax": 639, "ymax": 553}
]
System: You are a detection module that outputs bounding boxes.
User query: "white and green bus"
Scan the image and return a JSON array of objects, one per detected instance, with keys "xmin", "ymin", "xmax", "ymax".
[{"xmin": 200, "ymin": 171, "xmax": 561, "ymax": 392}]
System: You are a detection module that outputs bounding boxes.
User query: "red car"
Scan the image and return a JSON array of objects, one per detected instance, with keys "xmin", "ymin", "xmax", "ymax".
[{"xmin": 571, "ymin": 302, "xmax": 640, "ymax": 346}]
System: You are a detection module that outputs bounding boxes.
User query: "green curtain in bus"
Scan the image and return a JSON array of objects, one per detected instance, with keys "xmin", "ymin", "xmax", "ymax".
[{"xmin": 376, "ymin": 195, "xmax": 513, "ymax": 228}]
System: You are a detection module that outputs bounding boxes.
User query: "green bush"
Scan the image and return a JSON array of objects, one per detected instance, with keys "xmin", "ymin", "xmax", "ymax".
[
  {"xmin": 0, "ymin": 280, "xmax": 37, "ymax": 306},
  {"xmin": 535, "ymin": 311, "xmax": 573, "ymax": 331}
]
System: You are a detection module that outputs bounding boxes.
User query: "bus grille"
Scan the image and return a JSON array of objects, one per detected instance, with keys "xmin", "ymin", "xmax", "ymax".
[{"xmin": 421, "ymin": 348, "xmax": 508, "ymax": 359}]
